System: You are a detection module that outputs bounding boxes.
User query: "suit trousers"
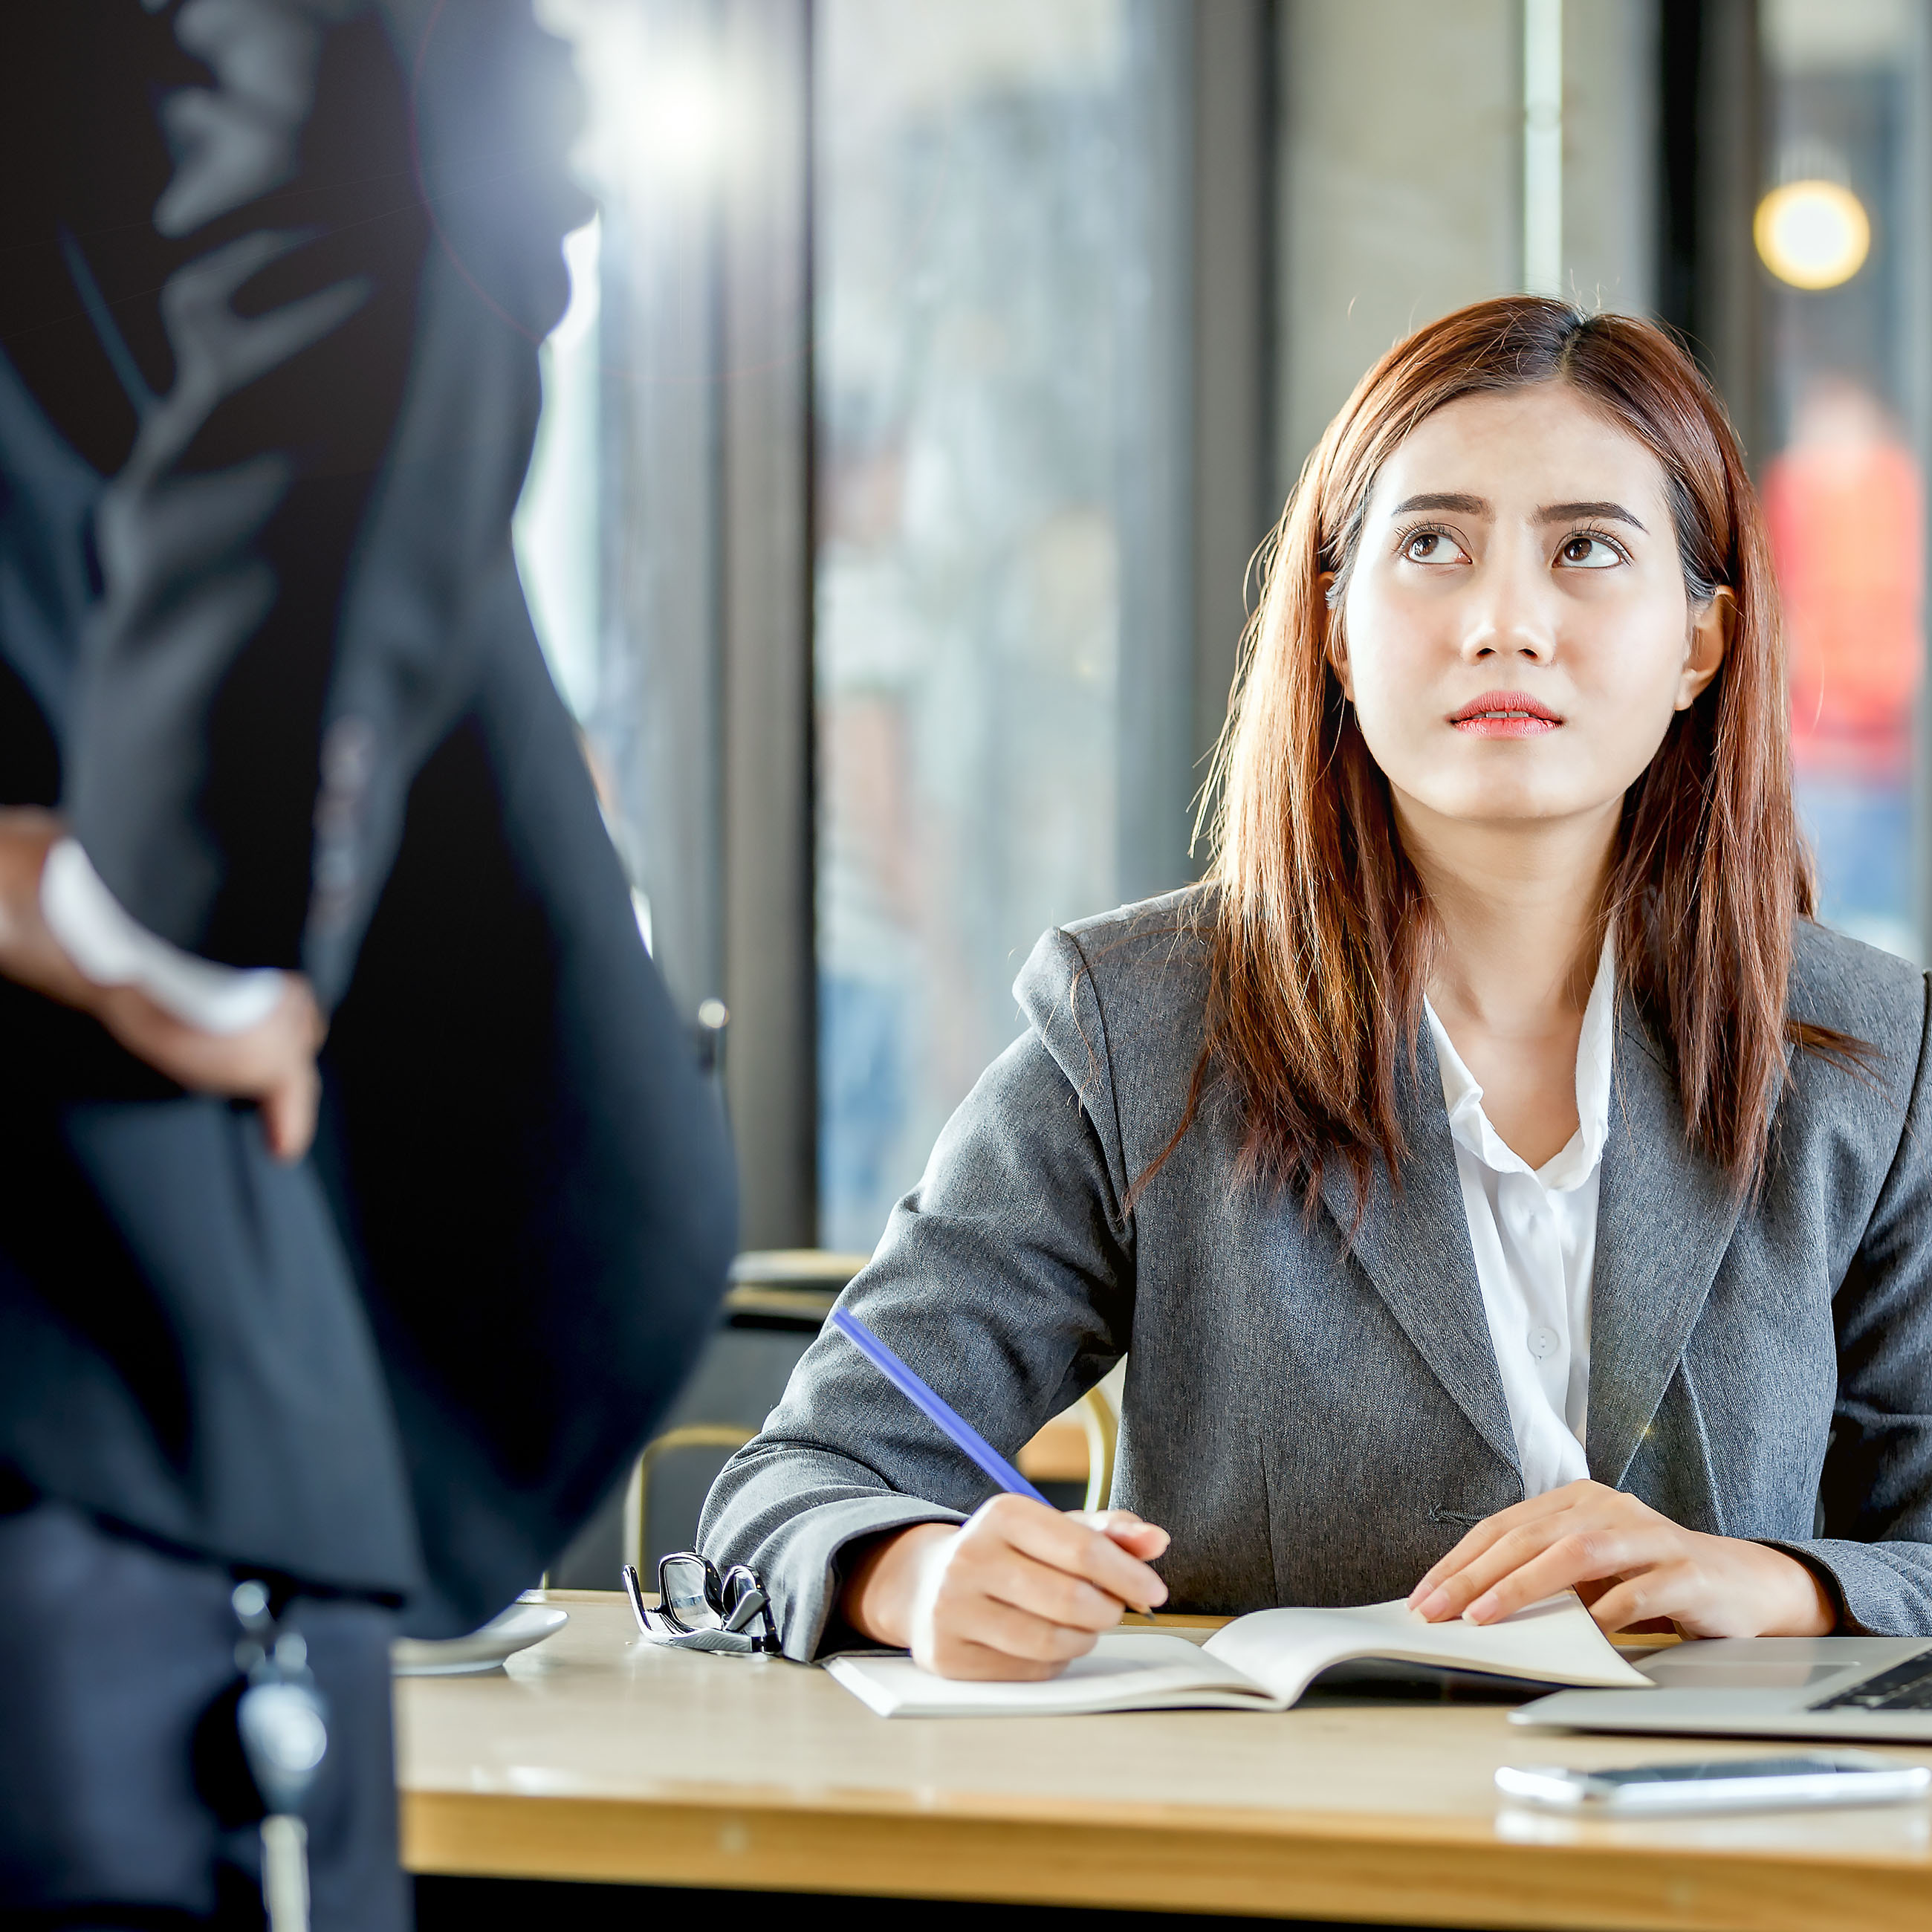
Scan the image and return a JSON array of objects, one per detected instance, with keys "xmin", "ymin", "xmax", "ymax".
[{"xmin": 0, "ymin": 1497, "xmax": 407, "ymax": 1930}]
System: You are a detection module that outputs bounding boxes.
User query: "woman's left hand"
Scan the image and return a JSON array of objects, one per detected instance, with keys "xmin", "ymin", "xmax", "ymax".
[{"xmin": 1407, "ymin": 1479, "xmax": 1836, "ymax": 1638}]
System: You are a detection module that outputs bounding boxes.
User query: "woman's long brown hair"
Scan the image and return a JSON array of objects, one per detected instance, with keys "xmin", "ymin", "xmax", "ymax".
[{"xmin": 1190, "ymin": 294, "xmax": 1850, "ymax": 1213}]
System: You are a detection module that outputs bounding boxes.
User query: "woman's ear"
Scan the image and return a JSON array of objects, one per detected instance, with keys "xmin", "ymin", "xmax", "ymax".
[
  {"xmin": 1319, "ymin": 572, "xmax": 1355, "ymax": 700},
  {"xmin": 1676, "ymin": 586, "xmax": 1734, "ymax": 710}
]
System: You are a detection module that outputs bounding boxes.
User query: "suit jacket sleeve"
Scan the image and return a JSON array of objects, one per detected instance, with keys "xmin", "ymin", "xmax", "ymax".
[
  {"xmin": 1772, "ymin": 971, "xmax": 1932, "ymax": 1632},
  {"xmin": 699, "ymin": 930, "xmax": 1133, "ymax": 1659}
]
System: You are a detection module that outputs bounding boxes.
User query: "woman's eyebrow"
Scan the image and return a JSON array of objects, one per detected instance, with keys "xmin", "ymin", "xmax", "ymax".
[
  {"xmin": 1536, "ymin": 499, "xmax": 1648, "ymax": 531},
  {"xmin": 1389, "ymin": 491, "xmax": 1488, "ymax": 516}
]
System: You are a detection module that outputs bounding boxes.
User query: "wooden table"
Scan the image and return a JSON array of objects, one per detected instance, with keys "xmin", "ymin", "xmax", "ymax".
[{"xmin": 397, "ymin": 1591, "xmax": 1932, "ymax": 1931}]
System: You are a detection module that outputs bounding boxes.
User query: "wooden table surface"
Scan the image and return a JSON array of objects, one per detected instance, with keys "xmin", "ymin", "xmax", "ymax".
[{"xmin": 396, "ymin": 1591, "xmax": 1932, "ymax": 1931}]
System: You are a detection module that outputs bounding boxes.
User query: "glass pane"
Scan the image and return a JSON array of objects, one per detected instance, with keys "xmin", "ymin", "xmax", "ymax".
[
  {"xmin": 814, "ymin": 0, "xmax": 1181, "ymax": 1251},
  {"xmin": 1759, "ymin": 0, "xmax": 1931, "ymax": 959}
]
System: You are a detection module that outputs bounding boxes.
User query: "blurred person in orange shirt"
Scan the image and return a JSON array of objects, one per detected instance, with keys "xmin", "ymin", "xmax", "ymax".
[
  {"xmin": 1762, "ymin": 376, "xmax": 1924, "ymax": 952},
  {"xmin": 1763, "ymin": 377, "xmax": 1924, "ymax": 782}
]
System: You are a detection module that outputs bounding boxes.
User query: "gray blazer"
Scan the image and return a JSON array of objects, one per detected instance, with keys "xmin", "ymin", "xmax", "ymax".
[{"xmin": 701, "ymin": 892, "xmax": 1932, "ymax": 1658}]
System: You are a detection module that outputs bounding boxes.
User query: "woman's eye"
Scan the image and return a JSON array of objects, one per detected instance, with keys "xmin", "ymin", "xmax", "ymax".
[
  {"xmin": 1402, "ymin": 531, "xmax": 1468, "ymax": 565},
  {"xmin": 1557, "ymin": 534, "xmax": 1622, "ymax": 569}
]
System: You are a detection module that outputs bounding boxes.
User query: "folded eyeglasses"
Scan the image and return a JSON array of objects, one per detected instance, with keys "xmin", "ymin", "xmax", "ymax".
[{"xmin": 621, "ymin": 1552, "xmax": 781, "ymax": 1655}]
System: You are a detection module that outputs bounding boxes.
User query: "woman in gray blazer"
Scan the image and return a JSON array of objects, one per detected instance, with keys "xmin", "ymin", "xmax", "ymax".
[{"xmin": 703, "ymin": 296, "xmax": 1932, "ymax": 1676}]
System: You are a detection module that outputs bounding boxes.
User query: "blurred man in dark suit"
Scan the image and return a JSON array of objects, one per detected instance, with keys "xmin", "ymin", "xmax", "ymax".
[{"xmin": 0, "ymin": 4, "xmax": 737, "ymax": 1925}]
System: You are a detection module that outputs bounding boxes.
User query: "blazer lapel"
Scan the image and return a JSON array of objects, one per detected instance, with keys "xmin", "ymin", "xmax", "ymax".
[
  {"xmin": 1587, "ymin": 1002, "xmax": 1746, "ymax": 1488},
  {"xmin": 1320, "ymin": 1026, "xmax": 1520, "ymax": 1478}
]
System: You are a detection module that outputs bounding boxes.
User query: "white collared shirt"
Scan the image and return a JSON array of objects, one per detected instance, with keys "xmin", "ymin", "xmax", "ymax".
[{"xmin": 1422, "ymin": 941, "xmax": 1615, "ymax": 1499}]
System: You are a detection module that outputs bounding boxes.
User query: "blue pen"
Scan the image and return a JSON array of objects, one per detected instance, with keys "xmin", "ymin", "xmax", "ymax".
[{"xmin": 826, "ymin": 1305, "xmax": 1052, "ymax": 1505}]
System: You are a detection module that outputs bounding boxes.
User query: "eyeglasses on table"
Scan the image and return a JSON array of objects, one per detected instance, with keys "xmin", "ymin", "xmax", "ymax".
[{"xmin": 621, "ymin": 1552, "xmax": 781, "ymax": 1655}]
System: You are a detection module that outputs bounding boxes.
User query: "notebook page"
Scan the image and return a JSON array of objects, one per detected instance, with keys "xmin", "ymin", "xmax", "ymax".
[
  {"xmin": 1202, "ymin": 1592, "xmax": 1655, "ymax": 1706},
  {"xmin": 826, "ymin": 1631, "xmax": 1285, "ymax": 1717}
]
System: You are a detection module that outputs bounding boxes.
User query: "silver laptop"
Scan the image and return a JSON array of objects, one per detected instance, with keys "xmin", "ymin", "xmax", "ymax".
[{"xmin": 1514, "ymin": 1637, "xmax": 1932, "ymax": 1742}]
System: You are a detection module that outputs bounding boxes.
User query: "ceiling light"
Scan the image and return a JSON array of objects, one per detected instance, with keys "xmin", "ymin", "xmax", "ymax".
[{"xmin": 1754, "ymin": 179, "xmax": 1871, "ymax": 290}]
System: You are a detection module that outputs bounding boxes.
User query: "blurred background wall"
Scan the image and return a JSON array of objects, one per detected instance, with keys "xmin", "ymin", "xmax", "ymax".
[{"xmin": 511, "ymin": 0, "xmax": 1932, "ymax": 1259}]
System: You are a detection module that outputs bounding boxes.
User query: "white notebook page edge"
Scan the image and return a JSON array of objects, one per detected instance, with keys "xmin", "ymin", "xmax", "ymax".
[
  {"xmin": 826, "ymin": 1632, "xmax": 1282, "ymax": 1717},
  {"xmin": 1201, "ymin": 1592, "xmax": 1654, "ymax": 1705}
]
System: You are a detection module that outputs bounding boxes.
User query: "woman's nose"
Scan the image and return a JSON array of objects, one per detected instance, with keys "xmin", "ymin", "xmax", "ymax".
[{"xmin": 1459, "ymin": 565, "xmax": 1555, "ymax": 664}]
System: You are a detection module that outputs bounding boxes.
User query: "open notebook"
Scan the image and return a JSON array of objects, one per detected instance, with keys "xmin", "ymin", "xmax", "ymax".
[{"xmin": 826, "ymin": 1592, "xmax": 1654, "ymax": 1718}]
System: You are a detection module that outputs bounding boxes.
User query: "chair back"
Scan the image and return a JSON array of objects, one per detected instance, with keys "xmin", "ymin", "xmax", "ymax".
[{"xmin": 623, "ymin": 1423, "xmax": 758, "ymax": 1575}]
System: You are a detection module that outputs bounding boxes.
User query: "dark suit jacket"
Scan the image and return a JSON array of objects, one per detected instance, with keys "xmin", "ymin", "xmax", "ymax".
[
  {"xmin": 704, "ymin": 895, "xmax": 1932, "ymax": 1655},
  {"xmin": 0, "ymin": 1, "xmax": 735, "ymax": 1633}
]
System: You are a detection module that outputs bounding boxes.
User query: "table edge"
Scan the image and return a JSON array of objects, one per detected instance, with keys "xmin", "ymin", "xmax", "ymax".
[{"xmin": 402, "ymin": 1786, "xmax": 1931, "ymax": 1931}]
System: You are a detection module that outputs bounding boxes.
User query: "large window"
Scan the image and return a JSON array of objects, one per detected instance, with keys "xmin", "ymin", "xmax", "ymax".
[{"xmin": 536, "ymin": 4, "xmax": 1932, "ymax": 1256}]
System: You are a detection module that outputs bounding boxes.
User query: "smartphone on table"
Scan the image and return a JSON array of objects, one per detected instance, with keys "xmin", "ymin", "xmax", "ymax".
[{"xmin": 1496, "ymin": 1751, "xmax": 1931, "ymax": 1814}]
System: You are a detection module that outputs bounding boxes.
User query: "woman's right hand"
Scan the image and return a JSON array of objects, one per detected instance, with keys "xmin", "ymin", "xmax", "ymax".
[{"xmin": 839, "ymin": 1496, "xmax": 1170, "ymax": 1679}]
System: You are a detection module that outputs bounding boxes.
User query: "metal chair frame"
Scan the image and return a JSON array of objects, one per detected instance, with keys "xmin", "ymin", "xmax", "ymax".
[
  {"xmin": 1074, "ymin": 1383, "xmax": 1118, "ymax": 1513},
  {"xmin": 623, "ymin": 1423, "xmax": 757, "ymax": 1576}
]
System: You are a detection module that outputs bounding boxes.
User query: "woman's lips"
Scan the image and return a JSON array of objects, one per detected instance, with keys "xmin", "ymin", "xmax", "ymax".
[{"xmin": 1448, "ymin": 690, "xmax": 1563, "ymax": 737}]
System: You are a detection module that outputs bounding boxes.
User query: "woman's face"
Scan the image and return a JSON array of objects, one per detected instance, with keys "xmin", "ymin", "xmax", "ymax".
[{"xmin": 1329, "ymin": 382, "xmax": 1728, "ymax": 841}]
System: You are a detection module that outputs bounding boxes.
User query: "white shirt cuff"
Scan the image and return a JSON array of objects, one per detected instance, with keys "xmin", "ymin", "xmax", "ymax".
[{"xmin": 40, "ymin": 838, "xmax": 287, "ymax": 1036}]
